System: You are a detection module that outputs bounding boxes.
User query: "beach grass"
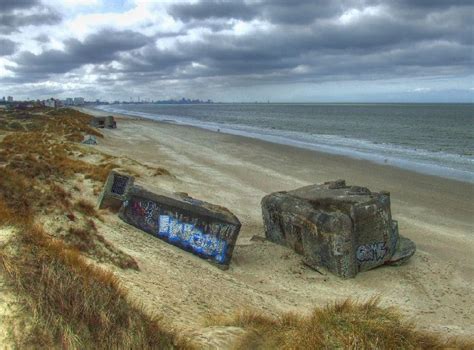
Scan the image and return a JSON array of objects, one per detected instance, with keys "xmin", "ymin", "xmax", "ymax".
[
  {"xmin": 0, "ymin": 224, "xmax": 187, "ymax": 349},
  {"xmin": 0, "ymin": 107, "xmax": 188, "ymax": 349},
  {"xmin": 209, "ymin": 298, "xmax": 473, "ymax": 349}
]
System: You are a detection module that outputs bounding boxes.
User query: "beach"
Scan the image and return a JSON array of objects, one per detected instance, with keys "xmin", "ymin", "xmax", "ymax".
[{"xmin": 81, "ymin": 107, "xmax": 473, "ymax": 345}]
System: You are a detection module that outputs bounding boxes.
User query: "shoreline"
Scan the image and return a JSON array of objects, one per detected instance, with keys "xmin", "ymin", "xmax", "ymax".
[
  {"xmin": 80, "ymin": 105, "xmax": 472, "ymax": 190},
  {"xmin": 89, "ymin": 104, "xmax": 474, "ymax": 184},
  {"xmin": 76, "ymin": 105, "xmax": 473, "ymax": 337}
]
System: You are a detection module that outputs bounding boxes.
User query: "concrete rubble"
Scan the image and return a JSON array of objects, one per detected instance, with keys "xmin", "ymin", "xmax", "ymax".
[
  {"xmin": 98, "ymin": 171, "xmax": 241, "ymax": 268},
  {"xmin": 261, "ymin": 180, "xmax": 416, "ymax": 278},
  {"xmin": 81, "ymin": 135, "xmax": 98, "ymax": 145}
]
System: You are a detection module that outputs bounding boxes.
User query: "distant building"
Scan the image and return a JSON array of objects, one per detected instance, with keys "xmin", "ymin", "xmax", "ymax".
[
  {"xmin": 65, "ymin": 98, "xmax": 74, "ymax": 106},
  {"xmin": 43, "ymin": 98, "xmax": 60, "ymax": 108},
  {"xmin": 74, "ymin": 97, "xmax": 85, "ymax": 105},
  {"xmin": 7, "ymin": 96, "xmax": 13, "ymax": 102}
]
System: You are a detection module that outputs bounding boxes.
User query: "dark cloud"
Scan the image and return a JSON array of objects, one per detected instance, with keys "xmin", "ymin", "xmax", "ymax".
[
  {"xmin": 0, "ymin": 0, "xmax": 61, "ymax": 34},
  {"xmin": 1, "ymin": 0, "xmax": 473, "ymax": 100},
  {"xmin": 257, "ymin": 0, "xmax": 346, "ymax": 25},
  {"xmin": 0, "ymin": 38, "xmax": 16, "ymax": 56},
  {"xmin": 0, "ymin": 0, "xmax": 39, "ymax": 12},
  {"xmin": 10, "ymin": 29, "xmax": 152, "ymax": 76},
  {"xmin": 169, "ymin": 0, "xmax": 257, "ymax": 22}
]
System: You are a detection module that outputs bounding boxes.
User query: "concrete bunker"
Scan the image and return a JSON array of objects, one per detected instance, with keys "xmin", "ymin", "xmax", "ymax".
[
  {"xmin": 91, "ymin": 116, "xmax": 116, "ymax": 129},
  {"xmin": 97, "ymin": 171, "xmax": 241, "ymax": 268},
  {"xmin": 261, "ymin": 180, "xmax": 416, "ymax": 278}
]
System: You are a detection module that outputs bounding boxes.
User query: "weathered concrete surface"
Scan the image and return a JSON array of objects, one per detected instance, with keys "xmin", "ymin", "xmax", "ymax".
[
  {"xmin": 90, "ymin": 116, "xmax": 116, "ymax": 129},
  {"xmin": 261, "ymin": 180, "xmax": 416, "ymax": 278},
  {"xmin": 97, "ymin": 170, "xmax": 134, "ymax": 211},
  {"xmin": 119, "ymin": 186, "xmax": 241, "ymax": 268}
]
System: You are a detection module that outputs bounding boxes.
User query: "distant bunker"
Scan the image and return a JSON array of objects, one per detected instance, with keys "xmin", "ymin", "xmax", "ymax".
[
  {"xmin": 90, "ymin": 115, "xmax": 116, "ymax": 129},
  {"xmin": 261, "ymin": 180, "xmax": 416, "ymax": 278},
  {"xmin": 98, "ymin": 171, "xmax": 242, "ymax": 268}
]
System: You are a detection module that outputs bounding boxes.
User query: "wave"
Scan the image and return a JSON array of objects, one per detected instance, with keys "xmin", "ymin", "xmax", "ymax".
[{"xmin": 96, "ymin": 104, "xmax": 474, "ymax": 183}]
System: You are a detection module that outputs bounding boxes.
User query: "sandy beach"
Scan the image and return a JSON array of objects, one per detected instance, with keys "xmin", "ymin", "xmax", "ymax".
[{"xmin": 80, "ymin": 107, "xmax": 473, "ymax": 346}]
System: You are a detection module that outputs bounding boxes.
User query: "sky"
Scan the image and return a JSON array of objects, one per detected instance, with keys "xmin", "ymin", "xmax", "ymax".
[{"xmin": 0, "ymin": 0, "xmax": 473, "ymax": 103}]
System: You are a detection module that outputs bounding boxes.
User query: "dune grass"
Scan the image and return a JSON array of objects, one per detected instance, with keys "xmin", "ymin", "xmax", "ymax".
[
  {"xmin": 0, "ymin": 224, "xmax": 187, "ymax": 349},
  {"xmin": 0, "ymin": 108, "xmax": 190, "ymax": 349},
  {"xmin": 209, "ymin": 299, "xmax": 473, "ymax": 349}
]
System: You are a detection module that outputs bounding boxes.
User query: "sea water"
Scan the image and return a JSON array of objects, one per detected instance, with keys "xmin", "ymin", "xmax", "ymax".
[{"xmin": 96, "ymin": 103, "xmax": 474, "ymax": 183}]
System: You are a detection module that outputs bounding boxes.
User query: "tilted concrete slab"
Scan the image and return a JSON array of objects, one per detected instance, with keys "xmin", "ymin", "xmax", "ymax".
[{"xmin": 119, "ymin": 186, "xmax": 241, "ymax": 268}]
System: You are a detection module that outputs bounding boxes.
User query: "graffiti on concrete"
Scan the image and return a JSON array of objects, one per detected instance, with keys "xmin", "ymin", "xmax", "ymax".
[
  {"xmin": 128, "ymin": 198, "xmax": 229, "ymax": 263},
  {"xmin": 356, "ymin": 242, "xmax": 388, "ymax": 263},
  {"xmin": 158, "ymin": 215, "xmax": 227, "ymax": 263},
  {"xmin": 131, "ymin": 200, "xmax": 157, "ymax": 227}
]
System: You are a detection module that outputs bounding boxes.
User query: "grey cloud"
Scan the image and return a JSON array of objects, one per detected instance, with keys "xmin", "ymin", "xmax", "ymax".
[
  {"xmin": 257, "ymin": 0, "xmax": 346, "ymax": 24},
  {"xmin": 0, "ymin": 38, "xmax": 16, "ymax": 56},
  {"xmin": 0, "ymin": 0, "xmax": 61, "ymax": 34},
  {"xmin": 169, "ymin": 0, "xmax": 258, "ymax": 22},
  {"xmin": 10, "ymin": 29, "xmax": 152, "ymax": 76},
  {"xmin": 107, "ymin": 0, "xmax": 473, "ymax": 86},
  {"xmin": 2, "ymin": 0, "xmax": 473, "ymax": 100},
  {"xmin": 394, "ymin": 0, "xmax": 474, "ymax": 9},
  {"xmin": 0, "ymin": 0, "xmax": 39, "ymax": 12},
  {"xmin": 34, "ymin": 33, "xmax": 50, "ymax": 43}
]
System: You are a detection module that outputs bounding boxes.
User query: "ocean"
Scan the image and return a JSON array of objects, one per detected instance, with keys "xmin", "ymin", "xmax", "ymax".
[{"xmin": 96, "ymin": 103, "xmax": 474, "ymax": 183}]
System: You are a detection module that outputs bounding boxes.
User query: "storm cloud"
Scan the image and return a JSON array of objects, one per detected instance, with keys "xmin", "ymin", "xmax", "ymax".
[
  {"xmin": 0, "ymin": 0, "xmax": 61, "ymax": 34},
  {"xmin": 1, "ymin": 0, "xmax": 472, "ymax": 101}
]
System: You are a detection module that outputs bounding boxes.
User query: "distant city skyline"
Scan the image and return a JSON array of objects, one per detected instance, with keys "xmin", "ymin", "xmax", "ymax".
[{"xmin": 0, "ymin": 1, "xmax": 472, "ymax": 103}]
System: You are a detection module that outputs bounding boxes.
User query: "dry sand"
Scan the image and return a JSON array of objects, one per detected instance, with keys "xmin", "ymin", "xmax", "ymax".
[{"xmin": 81, "ymin": 108, "xmax": 473, "ymax": 346}]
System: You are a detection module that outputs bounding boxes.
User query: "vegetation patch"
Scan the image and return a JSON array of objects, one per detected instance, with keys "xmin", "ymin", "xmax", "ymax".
[
  {"xmin": 65, "ymin": 220, "xmax": 139, "ymax": 270},
  {"xmin": 0, "ymin": 107, "xmax": 187, "ymax": 348},
  {"xmin": 209, "ymin": 298, "xmax": 473, "ymax": 349},
  {"xmin": 0, "ymin": 224, "xmax": 187, "ymax": 349}
]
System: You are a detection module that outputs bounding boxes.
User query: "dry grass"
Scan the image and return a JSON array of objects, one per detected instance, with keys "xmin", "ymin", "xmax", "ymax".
[
  {"xmin": 0, "ymin": 107, "xmax": 189, "ymax": 348},
  {"xmin": 74, "ymin": 199, "xmax": 102, "ymax": 219},
  {"xmin": 210, "ymin": 298, "xmax": 473, "ymax": 350},
  {"xmin": 2, "ymin": 132, "xmax": 117, "ymax": 183},
  {"xmin": 0, "ymin": 167, "xmax": 37, "ymax": 223},
  {"xmin": 0, "ymin": 199, "xmax": 15, "ymax": 226},
  {"xmin": 0, "ymin": 224, "xmax": 188, "ymax": 349},
  {"xmin": 65, "ymin": 220, "xmax": 139, "ymax": 270}
]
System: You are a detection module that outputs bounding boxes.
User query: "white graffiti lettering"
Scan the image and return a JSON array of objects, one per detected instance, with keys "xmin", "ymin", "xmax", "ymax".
[{"xmin": 356, "ymin": 242, "xmax": 388, "ymax": 262}]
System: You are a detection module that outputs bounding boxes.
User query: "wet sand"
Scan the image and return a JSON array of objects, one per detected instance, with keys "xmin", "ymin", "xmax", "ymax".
[{"xmin": 81, "ymin": 107, "xmax": 474, "ymax": 345}]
